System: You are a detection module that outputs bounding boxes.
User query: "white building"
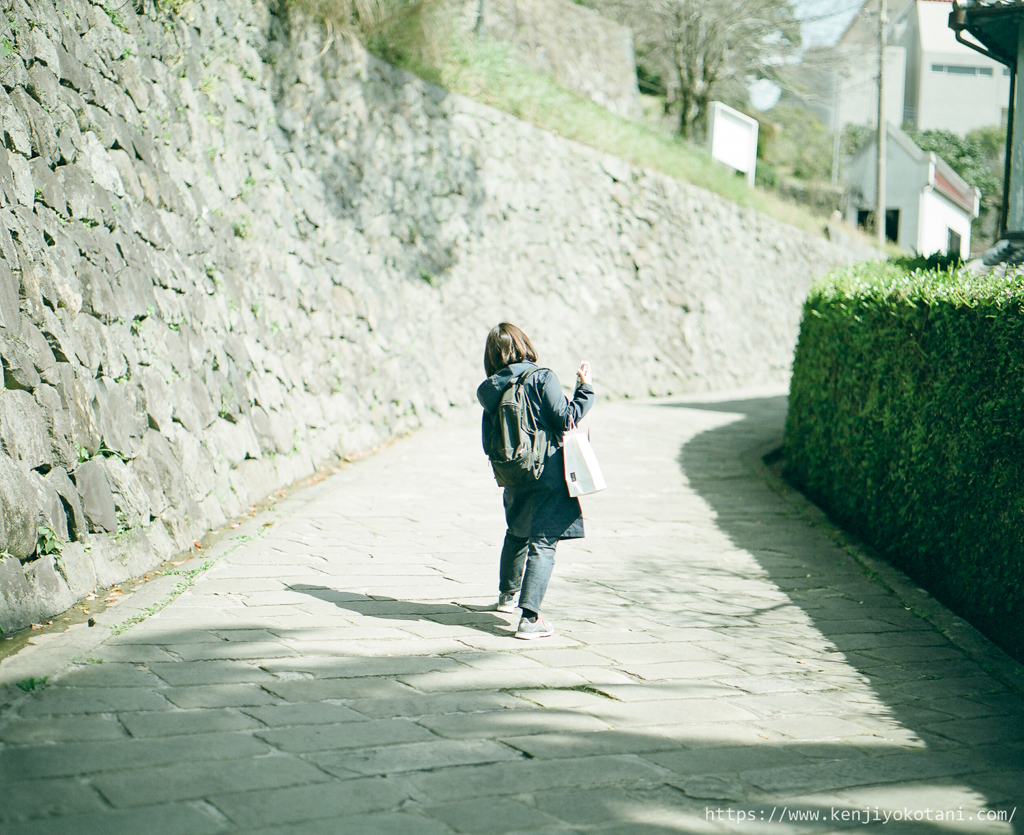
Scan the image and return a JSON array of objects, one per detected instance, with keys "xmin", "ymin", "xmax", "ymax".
[
  {"xmin": 798, "ymin": 0, "xmax": 905, "ymax": 132},
  {"xmin": 845, "ymin": 123, "xmax": 980, "ymax": 256},
  {"xmin": 894, "ymin": 0, "xmax": 1011, "ymax": 132},
  {"xmin": 820, "ymin": 0, "xmax": 1009, "ymax": 136},
  {"xmin": 826, "ymin": 0, "xmax": 906, "ymax": 132}
]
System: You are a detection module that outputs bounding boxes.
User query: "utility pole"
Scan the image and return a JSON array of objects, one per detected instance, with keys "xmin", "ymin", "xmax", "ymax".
[
  {"xmin": 876, "ymin": 0, "xmax": 887, "ymax": 246},
  {"xmin": 831, "ymin": 69, "xmax": 842, "ymax": 186},
  {"xmin": 475, "ymin": 0, "xmax": 486, "ymax": 35}
]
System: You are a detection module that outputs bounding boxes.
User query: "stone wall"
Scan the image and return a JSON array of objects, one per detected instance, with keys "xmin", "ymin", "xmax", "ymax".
[
  {"xmin": 470, "ymin": 0, "xmax": 643, "ymax": 120},
  {"xmin": 0, "ymin": 0, "xmax": 869, "ymax": 634}
]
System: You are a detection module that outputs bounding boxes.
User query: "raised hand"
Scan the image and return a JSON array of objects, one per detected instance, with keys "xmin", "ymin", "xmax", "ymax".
[{"xmin": 577, "ymin": 360, "xmax": 592, "ymax": 386}]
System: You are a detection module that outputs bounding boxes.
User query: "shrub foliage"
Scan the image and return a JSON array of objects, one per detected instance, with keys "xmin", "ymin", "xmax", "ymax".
[
  {"xmin": 784, "ymin": 258, "xmax": 1024, "ymax": 661},
  {"xmin": 281, "ymin": 0, "xmax": 432, "ymax": 51}
]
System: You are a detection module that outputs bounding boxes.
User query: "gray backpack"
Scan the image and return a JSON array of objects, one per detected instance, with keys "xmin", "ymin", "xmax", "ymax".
[{"xmin": 488, "ymin": 368, "xmax": 549, "ymax": 487}]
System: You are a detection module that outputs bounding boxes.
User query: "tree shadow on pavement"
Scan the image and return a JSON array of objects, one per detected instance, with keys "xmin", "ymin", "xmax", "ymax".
[
  {"xmin": 287, "ymin": 585, "xmax": 513, "ymax": 637},
  {"xmin": 667, "ymin": 394, "xmax": 1024, "ymax": 832},
  {"xmin": 4, "ymin": 398, "xmax": 1023, "ymax": 835}
]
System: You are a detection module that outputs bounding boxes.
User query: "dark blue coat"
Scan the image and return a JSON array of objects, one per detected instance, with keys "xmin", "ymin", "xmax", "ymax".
[{"xmin": 477, "ymin": 362, "xmax": 595, "ymax": 541}]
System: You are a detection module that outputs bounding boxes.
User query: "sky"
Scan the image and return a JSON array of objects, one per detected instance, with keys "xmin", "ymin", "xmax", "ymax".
[
  {"xmin": 796, "ymin": 0, "xmax": 864, "ymax": 48},
  {"xmin": 750, "ymin": 0, "xmax": 865, "ymax": 110}
]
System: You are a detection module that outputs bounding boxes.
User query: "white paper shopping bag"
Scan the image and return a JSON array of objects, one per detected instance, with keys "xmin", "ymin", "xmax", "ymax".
[{"xmin": 563, "ymin": 424, "xmax": 606, "ymax": 497}]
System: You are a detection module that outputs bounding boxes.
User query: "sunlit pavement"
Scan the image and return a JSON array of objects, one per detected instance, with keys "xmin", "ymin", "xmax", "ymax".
[{"xmin": 1, "ymin": 389, "xmax": 1022, "ymax": 834}]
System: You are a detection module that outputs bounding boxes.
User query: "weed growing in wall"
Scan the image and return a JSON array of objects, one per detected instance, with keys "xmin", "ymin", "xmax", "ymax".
[
  {"xmin": 281, "ymin": 0, "xmax": 424, "ymax": 48},
  {"xmin": 36, "ymin": 526, "xmax": 63, "ymax": 557}
]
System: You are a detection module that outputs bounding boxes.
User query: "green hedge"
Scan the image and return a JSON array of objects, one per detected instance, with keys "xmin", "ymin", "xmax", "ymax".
[{"xmin": 784, "ymin": 256, "xmax": 1024, "ymax": 662}]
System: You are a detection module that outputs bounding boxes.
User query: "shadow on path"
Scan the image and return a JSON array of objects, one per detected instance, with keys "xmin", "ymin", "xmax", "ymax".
[
  {"xmin": 287, "ymin": 586, "xmax": 512, "ymax": 636},
  {"xmin": 2, "ymin": 399, "xmax": 1022, "ymax": 834},
  {"xmin": 672, "ymin": 394, "xmax": 1024, "ymax": 831}
]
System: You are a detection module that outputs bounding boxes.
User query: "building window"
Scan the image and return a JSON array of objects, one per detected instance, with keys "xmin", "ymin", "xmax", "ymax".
[
  {"xmin": 948, "ymin": 228, "xmax": 962, "ymax": 256},
  {"xmin": 1006, "ymin": 67, "xmax": 1012, "ymax": 77},
  {"xmin": 931, "ymin": 64, "xmax": 996, "ymax": 76},
  {"xmin": 886, "ymin": 209, "xmax": 900, "ymax": 244},
  {"xmin": 857, "ymin": 209, "xmax": 900, "ymax": 244}
]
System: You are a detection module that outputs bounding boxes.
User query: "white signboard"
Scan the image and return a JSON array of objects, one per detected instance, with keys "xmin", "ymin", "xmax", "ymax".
[{"xmin": 707, "ymin": 102, "xmax": 759, "ymax": 187}]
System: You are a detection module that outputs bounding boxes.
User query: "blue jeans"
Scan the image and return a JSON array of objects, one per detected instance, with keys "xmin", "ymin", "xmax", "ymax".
[{"xmin": 498, "ymin": 532, "xmax": 556, "ymax": 614}]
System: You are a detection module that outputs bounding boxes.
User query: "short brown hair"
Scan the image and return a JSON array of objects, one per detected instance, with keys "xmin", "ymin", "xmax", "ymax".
[{"xmin": 484, "ymin": 323, "xmax": 537, "ymax": 377}]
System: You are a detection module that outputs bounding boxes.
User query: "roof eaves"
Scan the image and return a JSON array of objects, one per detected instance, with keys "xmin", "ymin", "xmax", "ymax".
[
  {"xmin": 932, "ymin": 156, "xmax": 971, "ymax": 194},
  {"xmin": 887, "ymin": 123, "xmax": 929, "ymax": 162},
  {"xmin": 928, "ymin": 153, "xmax": 980, "ymax": 215}
]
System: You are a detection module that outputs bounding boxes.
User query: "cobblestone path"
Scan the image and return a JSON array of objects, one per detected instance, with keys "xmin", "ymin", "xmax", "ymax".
[{"xmin": 1, "ymin": 391, "xmax": 1022, "ymax": 834}]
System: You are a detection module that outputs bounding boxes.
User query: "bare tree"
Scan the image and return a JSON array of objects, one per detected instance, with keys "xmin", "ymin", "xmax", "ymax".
[{"xmin": 594, "ymin": 0, "xmax": 800, "ymax": 137}]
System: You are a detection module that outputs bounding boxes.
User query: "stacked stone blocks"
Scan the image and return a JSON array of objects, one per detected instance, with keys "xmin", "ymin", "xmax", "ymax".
[{"xmin": 0, "ymin": 0, "xmax": 869, "ymax": 633}]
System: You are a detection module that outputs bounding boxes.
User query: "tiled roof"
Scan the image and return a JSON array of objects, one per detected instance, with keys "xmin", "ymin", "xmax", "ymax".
[
  {"xmin": 934, "ymin": 167, "xmax": 977, "ymax": 214},
  {"xmin": 958, "ymin": 0, "xmax": 1024, "ymax": 65}
]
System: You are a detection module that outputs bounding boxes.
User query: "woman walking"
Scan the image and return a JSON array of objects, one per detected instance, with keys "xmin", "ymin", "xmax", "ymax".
[{"xmin": 476, "ymin": 323, "xmax": 594, "ymax": 639}]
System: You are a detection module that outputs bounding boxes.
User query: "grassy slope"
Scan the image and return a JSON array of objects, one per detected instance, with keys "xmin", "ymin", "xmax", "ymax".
[{"xmin": 387, "ymin": 33, "xmax": 860, "ymax": 239}]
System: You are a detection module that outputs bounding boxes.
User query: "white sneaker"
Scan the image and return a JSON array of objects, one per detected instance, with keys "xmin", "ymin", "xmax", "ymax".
[
  {"xmin": 515, "ymin": 616, "xmax": 554, "ymax": 640},
  {"xmin": 495, "ymin": 592, "xmax": 517, "ymax": 613}
]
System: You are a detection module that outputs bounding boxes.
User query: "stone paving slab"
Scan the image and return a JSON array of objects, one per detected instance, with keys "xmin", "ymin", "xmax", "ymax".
[{"xmin": 0, "ymin": 390, "xmax": 1022, "ymax": 834}]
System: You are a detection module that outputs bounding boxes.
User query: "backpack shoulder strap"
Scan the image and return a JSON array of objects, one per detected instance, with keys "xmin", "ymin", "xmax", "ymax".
[{"xmin": 516, "ymin": 366, "xmax": 547, "ymax": 386}]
